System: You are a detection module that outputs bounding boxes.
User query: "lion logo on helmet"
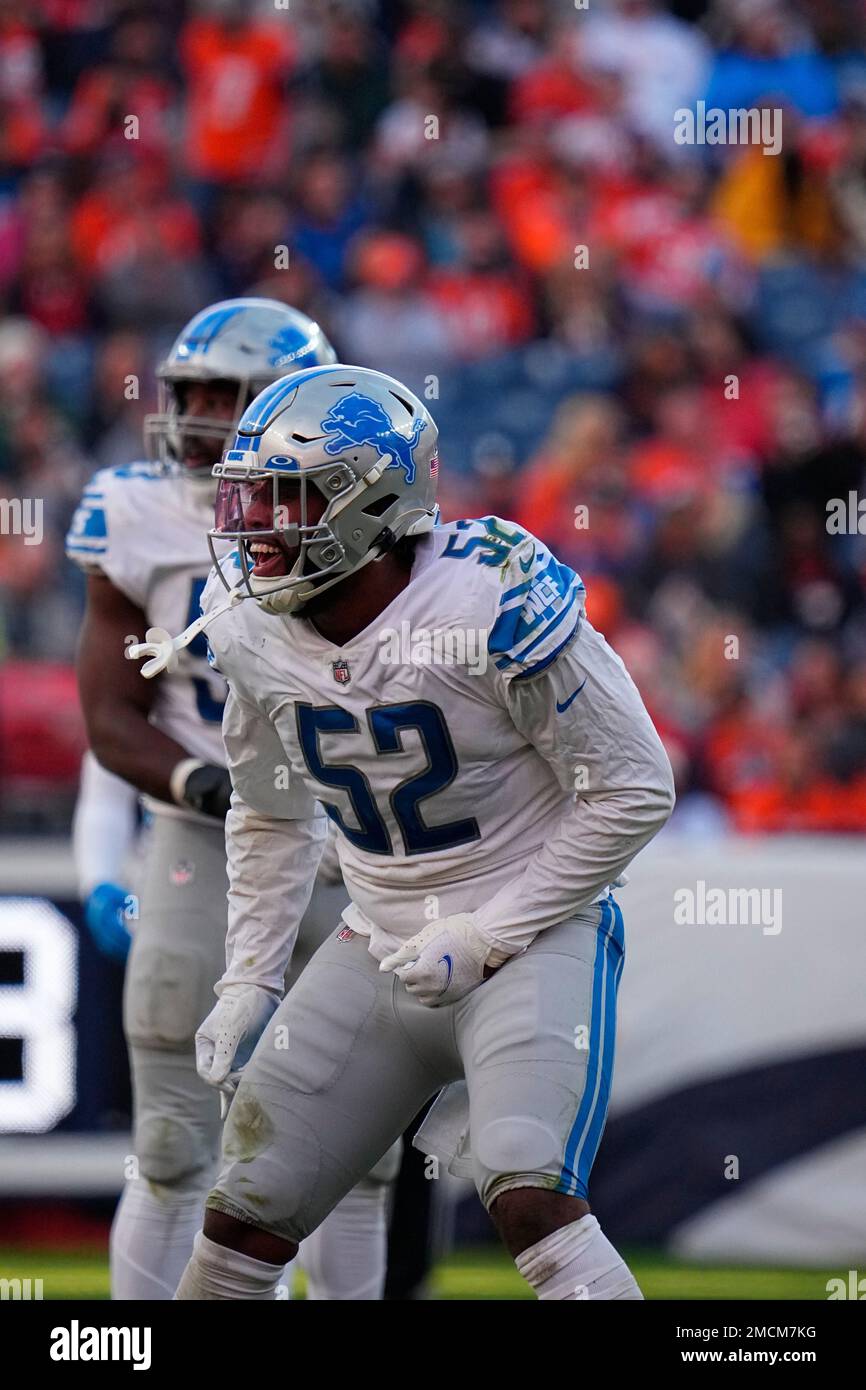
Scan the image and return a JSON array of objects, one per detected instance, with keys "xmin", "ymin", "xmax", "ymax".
[{"xmin": 320, "ymin": 392, "xmax": 425, "ymax": 485}]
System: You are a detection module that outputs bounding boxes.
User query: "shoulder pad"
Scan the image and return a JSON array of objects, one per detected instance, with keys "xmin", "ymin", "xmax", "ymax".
[
  {"xmin": 65, "ymin": 462, "xmax": 161, "ymax": 567},
  {"xmin": 439, "ymin": 515, "xmax": 532, "ymax": 569},
  {"xmin": 66, "ymin": 474, "xmax": 110, "ymax": 570},
  {"xmin": 105, "ymin": 461, "xmax": 161, "ymax": 482}
]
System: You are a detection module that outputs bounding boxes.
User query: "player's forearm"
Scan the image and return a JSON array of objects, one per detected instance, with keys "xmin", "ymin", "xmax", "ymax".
[
  {"xmin": 473, "ymin": 781, "xmax": 674, "ymax": 955},
  {"xmin": 75, "ymin": 572, "xmax": 186, "ymax": 801},
  {"xmin": 85, "ymin": 699, "xmax": 190, "ymax": 803},
  {"xmin": 219, "ymin": 798, "xmax": 328, "ymax": 995}
]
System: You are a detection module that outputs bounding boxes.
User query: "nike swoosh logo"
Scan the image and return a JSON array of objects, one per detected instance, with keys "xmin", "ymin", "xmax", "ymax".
[
  {"xmin": 439, "ymin": 953, "xmax": 454, "ymax": 990},
  {"xmin": 556, "ymin": 677, "xmax": 587, "ymax": 712}
]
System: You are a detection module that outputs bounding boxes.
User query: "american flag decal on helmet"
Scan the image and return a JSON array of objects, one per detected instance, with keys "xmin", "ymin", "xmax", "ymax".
[{"xmin": 430, "ymin": 453, "xmax": 439, "ymax": 478}]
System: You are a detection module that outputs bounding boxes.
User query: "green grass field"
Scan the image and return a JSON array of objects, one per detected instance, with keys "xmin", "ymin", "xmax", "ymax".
[{"xmin": 0, "ymin": 1246, "xmax": 839, "ymax": 1300}]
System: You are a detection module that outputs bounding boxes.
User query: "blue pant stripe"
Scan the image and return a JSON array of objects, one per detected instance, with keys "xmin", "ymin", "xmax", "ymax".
[
  {"xmin": 556, "ymin": 899, "xmax": 611, "ymax": 1196},
  {"xmin": 557, "ymin": 897, "xmax": 624, "ymax": 1198},
  {"xmin": 576, "ymin": 907, "xmax": 623, "ymax": 1195}
]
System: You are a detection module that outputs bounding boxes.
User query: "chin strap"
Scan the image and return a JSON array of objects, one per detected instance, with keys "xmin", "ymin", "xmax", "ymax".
[
  {"xmin": 127, "ymin": 509, "xmax": 439, "ymax": 674},
  {"xmin": 125, "ymin": 585, "xmax": 248, "ymax": 678},
  {"xmin": 254, "ymin": 546, "xmax": 383, "ymax": 615}
]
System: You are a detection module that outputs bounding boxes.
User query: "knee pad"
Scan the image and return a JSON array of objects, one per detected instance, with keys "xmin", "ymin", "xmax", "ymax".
[
  {"xmin": 135, "ymin": 1112, "xmax": 216, "ymax": 1188},
  {"xmin": 365, "ymin": 1137, "xmax": 403, "ymax": 1187},
  {"xmin": 125, "ymin": 944, "xmax": 210, "ymax": 1050},
  {"xmin": 471, "ymin": 1074, "xmax": 577, "ymax": 1210},
  {"xmin": 213, "ymin": 1102, "xmax": 322, "ymax": 1245}
]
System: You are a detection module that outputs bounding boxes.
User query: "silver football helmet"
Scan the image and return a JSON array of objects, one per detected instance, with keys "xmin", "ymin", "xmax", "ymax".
[
  {"xmin": 208, "ymin": 364, "xmax": 440, "ymax": 614},
  {"xmin": 144, "ymin": 298, "xmax": 337, "ymax": 478}
]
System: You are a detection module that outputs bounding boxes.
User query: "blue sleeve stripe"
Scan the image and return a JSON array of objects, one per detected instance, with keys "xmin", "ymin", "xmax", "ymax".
[
  {"xmin": 491, "ymin": 574, "xmax": 584, "ymax": 663},
  {"xmin": 66, "ymin": 542, "xmax": 107, "ymax": 555},
  {"xmin": 525, "ymin": 550, "xmax": 570, "ymax": 589},
  {"xmin": 500, "ymin": 576, "xmax": 534, "ymax": 604},
  {"xmin": 488, "ymin": 538, "xmax": 585, "ymax": 672},
  {"xmin": 509, "ymin": 614, "xmax": 583, "ymax": 681},
  {"xmin": 68, "ymin": 508, "xmax": 107, "ymax": 540},
  {"xmin": 489, "ymin": 566, "xmax": 581, "ymax": 654},
  {"xmin": 538, "ymin": 551, "xmax": 581, "ymax": 596},
  {"xmin": 489, "ymin": 598, "xmax": 531, "ymax": 656},
  {"xmin": 492, "ymin": 597, "xmax": 559, "ymax": 654},
  {"xmin": 112, "ymin": 463, "xmax": 160, "ymax": 479},
  {"xmin": 494, "ymin": 583, "xmax": 583, "ymax": 669},
  {"xmin": 501, "ymin": 551, "xmax": 571, "ymax": 600},
  {"xmin": 495, "ymin": 580, "xmax": 584, "ymax": 666}
]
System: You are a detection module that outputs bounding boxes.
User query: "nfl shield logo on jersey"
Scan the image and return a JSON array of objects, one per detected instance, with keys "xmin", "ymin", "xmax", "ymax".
[
  {"xmin": 332, "ymin": 659, "xmax": 351, "ymax": 685},
  {"xmin": 170, "ymin": 861, "xmax": 195, "ymax": 887}
]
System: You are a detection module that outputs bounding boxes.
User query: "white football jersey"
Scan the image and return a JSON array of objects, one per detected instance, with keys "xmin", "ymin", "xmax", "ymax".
[
  {"xmin": 204, "ymin": 516, "xmax": 674, "ymax": 969},
  {"xmin": 66, "ymin": 463, "xmax": 229, "ymax": 780}
]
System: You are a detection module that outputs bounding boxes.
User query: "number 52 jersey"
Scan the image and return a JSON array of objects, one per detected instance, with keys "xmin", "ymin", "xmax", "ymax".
[
  {"xmin": 203, "ymin": 516, "xmax": 675, "ymax": 964},
  {"xmin": 66, "ymin": 463, "xmax": 229, "ymax": 780}
]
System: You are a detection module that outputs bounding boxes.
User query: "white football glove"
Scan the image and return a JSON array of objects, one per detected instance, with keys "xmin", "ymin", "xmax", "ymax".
[
  {"xmin": 195, "ymin": 983, "xmax": 280, "ymax": 1097},
  {"xmin": 379, "ymin": 913, "xmax": 505, "ymax": 1007}
]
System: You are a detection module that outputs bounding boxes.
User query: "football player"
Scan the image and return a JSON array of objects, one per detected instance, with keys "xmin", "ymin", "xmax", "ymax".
[
  {"xmin": 147, "ymin": 363, "xmax": 675, "ymax": 1301},
  {"xmin": 73, "ymin": 750, "xmax": 138, "ymax": 961},
  {"xmin": 67, "ymin": 305, "xmax": 399, "ymax": 1300}
]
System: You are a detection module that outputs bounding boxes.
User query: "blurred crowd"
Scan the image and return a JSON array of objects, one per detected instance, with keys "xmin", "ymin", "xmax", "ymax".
[{"xmin": 1, "ymin": 0, "xmax": 866, "ymax": 832}]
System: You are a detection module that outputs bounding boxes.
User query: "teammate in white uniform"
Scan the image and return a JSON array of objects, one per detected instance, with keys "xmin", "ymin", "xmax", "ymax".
[
  {"xmin": 67, "ymin": 305, "xmax": 398, "ymax": 1300},
  {"xmin": 134, "ymin": 363, "xmax": 674, "ymax": 1301},
  {"xmin": 73, "ymin": 750, "xmax": 139, "ymax": 960}
]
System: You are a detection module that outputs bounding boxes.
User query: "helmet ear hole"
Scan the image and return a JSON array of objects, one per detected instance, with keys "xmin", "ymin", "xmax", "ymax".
[{"xmin": 361, "ymin": 493, "xmax": 398, "ymax": 518}]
